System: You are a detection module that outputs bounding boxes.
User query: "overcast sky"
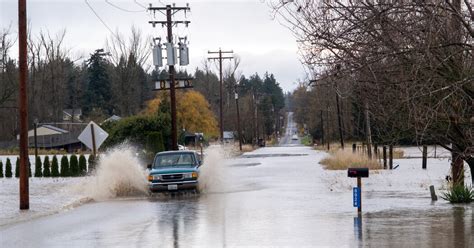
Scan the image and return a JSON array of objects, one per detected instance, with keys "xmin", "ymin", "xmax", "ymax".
[{"xmin": 1, "ymin": 0, "xmax": 307, "ymax": 92}]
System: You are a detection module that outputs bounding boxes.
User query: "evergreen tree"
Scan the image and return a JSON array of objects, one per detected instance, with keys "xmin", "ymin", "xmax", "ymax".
[
  {"xmin": 60, "ymin": 156, "xmax": 69, "ymax": 177},
  {"xmin": 79, "ymin": 155, "xmax": 87, "ymax": 176},
  {"xmin": 70, "ymin": 155, "xmax": 79, "ymax": 176},
  {"xmin": 51, "ymin": 155, "xmax": 60, "ymax": 177},
  {"xmin": 0, "ymin": 160, "xmax": 4, "ymax": 178},
  {"xmin": 43, "ymin": 156, "xmax": 51, "ymax": 177},
  {"xmin": 5, "ymin": 158, "xmax": 12, "ymax": 178},
  {"xmin": 83, "ymin": 49, "xmax": 112, "ymax": 116},
  {"xmin": 15, "ymin": 157, "xmax": 19, "ymax": 178},
  {"xmin": 34, "ymin": 156, "xmax": 43, "ymax": 177}
]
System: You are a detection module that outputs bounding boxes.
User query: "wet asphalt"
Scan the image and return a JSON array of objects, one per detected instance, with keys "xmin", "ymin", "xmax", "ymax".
[{"xmin": 0, "ymin": 113, "xmax": 472, "ymax": 247}]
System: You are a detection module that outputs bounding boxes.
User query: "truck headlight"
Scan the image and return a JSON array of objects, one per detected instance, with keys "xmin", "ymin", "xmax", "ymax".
[
  {"xmin": 184, "ymin": 172, "xmax": 198, "ymax": 179},
  {"xmin": 148, "ymin": 175, "xmax": 160, "ymax": 181}
]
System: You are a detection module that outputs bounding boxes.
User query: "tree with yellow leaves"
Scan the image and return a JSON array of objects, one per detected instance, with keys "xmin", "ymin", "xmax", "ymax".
[{"xmin": 143, "ymin": 90, "xmax": 219, "ymax": 138}]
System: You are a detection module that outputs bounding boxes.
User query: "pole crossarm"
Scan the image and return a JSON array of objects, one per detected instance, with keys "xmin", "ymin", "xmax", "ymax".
[
  {"xmin": 208, "ymin": 57, "xmax": 234, "ymax": 60},
  {"xmin": 147, "ymin": 4, "xmax": 190, "ymax": 150}
]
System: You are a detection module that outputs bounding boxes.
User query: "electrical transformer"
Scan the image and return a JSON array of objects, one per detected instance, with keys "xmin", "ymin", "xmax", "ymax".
[
  {"xmin": 152, "ymin": 44, "xmax": 163, "ymax": 68},
  {"xmin": 165, "ymin": 42, "xmax": 177, "ymax": 66},
  {"xmin": 179, "ymin": 42, "xmax": 189, "ymax": 66}
]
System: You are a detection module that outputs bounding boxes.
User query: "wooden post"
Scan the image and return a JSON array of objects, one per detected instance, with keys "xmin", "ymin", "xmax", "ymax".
[
  {"xmin": 352, "ymin": 143, "xmax": 356, "ymax": 153},
  {"xmin": 429, "ymin": 185, "xmax": 438, "ymax": 201},
  {"xmin": 422, "ymin": 145, "xmax": 427, "ymax": 169},
  {"xmin": 90, "ymin": 124, "xmax": 97, "ymax": 157},
  {"xmin": 389, "ymin": 145, "xmax": 393, "ymax": 170},
  {"xmin": 357, "ymin": 177, "xmax": 362, "ymax": 213},
  {"xmin": 383, "ymin": 146, "xmax": 387, "ymax": 169}
]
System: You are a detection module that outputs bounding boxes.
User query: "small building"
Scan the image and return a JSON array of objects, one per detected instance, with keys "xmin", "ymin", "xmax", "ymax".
[{"xmin": 21, "ymin": 124, "xmax": 85, "ymax": 152}]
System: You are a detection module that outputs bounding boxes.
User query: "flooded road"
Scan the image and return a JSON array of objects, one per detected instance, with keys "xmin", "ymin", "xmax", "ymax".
[{"xmin": 1, "ymin": 113, "xmax": 472, "ymax": 247}]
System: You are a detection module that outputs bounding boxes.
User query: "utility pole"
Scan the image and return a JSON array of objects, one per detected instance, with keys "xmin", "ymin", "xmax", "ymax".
[
  {"xmin": 365, "ymin": 101, "xmax": 372, "ymax": 159},
  {"xmin": 320, "ymin": 110, "xmax": 324, "ymax": 147},
  {"xmin": 208, "ymin": 49, "xmax": 233, "ymax": 142},
  {"xmin": 18, "ymin": 0, "xmax": 29, "ymax": 210},
  {"xmin": 335, "ymin": 82, "xmax": 344, "ymax": 150},
  {"xmin": 148, "ymin": 4, "xmax": 190, "ymax": 150},
  {"xmin": 235, "ymin": 90, "xmax": 242, "ymax": 151}
]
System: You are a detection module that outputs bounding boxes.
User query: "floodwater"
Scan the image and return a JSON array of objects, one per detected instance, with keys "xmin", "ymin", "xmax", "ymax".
[{"xmin": 0, "ymin": 113, "xmax": 472, "ymax": 247}]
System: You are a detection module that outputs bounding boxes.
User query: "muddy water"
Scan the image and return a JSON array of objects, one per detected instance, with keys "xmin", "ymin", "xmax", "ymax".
[{"xmin": 1, "ymin": 116, "xmax": 472, "ymax": 247}]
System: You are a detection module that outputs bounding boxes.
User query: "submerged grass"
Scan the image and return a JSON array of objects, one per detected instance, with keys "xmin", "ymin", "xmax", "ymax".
[
  {"xmin": 320, "ymin": 149, "xmax": 383, "ymax": 170},
  {"xmin": 442, "ymin": 185, "xmax": 474, "ymax": 203}
]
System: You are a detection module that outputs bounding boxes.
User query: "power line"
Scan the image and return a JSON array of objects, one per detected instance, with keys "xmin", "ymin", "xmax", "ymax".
[
  {"xmin": 105, "ymin": 0, "xmax": 145, "ymax": 13},
  {"xmin": 84, "ymin": 0, "xmax": 117, "ymax": 38},
  {"xmin": 84, "ymin": 0, "xmax": 126, "ymax": 49},
  {"xmin": 133, "ymin": 0, "xmax": 148, "ymax": 10}
]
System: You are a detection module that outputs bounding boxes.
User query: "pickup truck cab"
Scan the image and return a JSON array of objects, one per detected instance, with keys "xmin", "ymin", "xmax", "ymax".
[{"xmin": 147, "ymin": 150, "xmax": 201, "ymax": 192}]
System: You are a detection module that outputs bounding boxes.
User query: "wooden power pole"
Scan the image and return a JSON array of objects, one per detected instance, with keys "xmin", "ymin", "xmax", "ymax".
[
  {"xmin": 18, "ymin": 0, "xmax": 29, "ymax": 210},
  {"xmin": 208, "ymin": 49, "xmax": 233, "ymax": 142},
  {"xmin": 148, "ymin": 4, "xmax": 190, "ymax": 150}
]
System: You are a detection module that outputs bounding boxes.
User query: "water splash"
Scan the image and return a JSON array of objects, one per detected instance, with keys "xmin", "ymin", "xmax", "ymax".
[
  {"xmin": 75, "ymin": 145, "xmax": 149, "ymax": 201},
  {"xmin": 198, "ymin": 145, "xmax": 234, "ymax": 194}
]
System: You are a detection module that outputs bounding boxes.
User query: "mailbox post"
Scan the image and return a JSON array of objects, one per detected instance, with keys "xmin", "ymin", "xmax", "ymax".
[{"xmin": 348, "ymin": 168, "xmax": 369, "ymax": 213}]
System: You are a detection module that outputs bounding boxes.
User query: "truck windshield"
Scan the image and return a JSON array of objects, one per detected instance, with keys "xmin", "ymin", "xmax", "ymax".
[{"xmin": 153, "ymin": 153, "xmax": 195, "ymax": 168}]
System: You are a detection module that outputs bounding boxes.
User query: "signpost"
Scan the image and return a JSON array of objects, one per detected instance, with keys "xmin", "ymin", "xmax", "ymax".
[
  {"xmin": 348, "ymin": 168, "xmax": 369, "ymax": 213},
  {"xmin": 78, "ymin": 121, "xmax": 108, "ymax": 156}
]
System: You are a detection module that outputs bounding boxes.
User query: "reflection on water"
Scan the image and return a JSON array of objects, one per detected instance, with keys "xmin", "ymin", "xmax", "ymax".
[{"xmin": 358, "ymin": 206, "xmax": 473, "ymax": 247}]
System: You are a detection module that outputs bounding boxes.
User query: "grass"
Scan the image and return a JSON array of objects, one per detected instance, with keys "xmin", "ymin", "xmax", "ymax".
[
  {"xmin": 442, "ymin": 185, "xmax": 474, "ymax": 203},
  {"xmin": 314, "ymin": 142, "xmax": 405, "ymax": 158},
  {"xmin": 301, "ymin": 135, "xmax": 312, "ymax": 146},
  {"xmin": 320, "ymin": 149, "xmax": 383, "ymax": 170}
]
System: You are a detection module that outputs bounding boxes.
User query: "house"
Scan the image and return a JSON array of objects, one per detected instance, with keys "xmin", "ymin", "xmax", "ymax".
[{"xmin": 22, "ymin": 124, "xmax": 86, "ymax": 152}]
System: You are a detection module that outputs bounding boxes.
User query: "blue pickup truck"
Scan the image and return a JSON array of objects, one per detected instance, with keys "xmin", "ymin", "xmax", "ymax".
[{"xmin": 147, "ymin": 150, "xmax": 202, "ymax": 192}]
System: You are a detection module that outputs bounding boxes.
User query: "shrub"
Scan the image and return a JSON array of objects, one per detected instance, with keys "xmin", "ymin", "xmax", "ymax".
[
  {"xmin": 69, "ymin": 155, "xmax": 79, "ymax": 177},
  {"xmin": 442, "ymin": 185, "xmax": 474, "ymax": 203},
  {"xmin": 320, "ymin": 149, "xmax": 382, "ymax": 170},
  {"xmin": 79, "ymin": 155, "xmax": 87, "ymax": 176},
  {"xmin": 0, "ymin": 160, "xmax": 3, "ymax": 178},
  {"xmin": 51, "ymin": 155, "xmax": 60, "ymax": 177},
  {"xmin": 60, "ymin": 156, "xmax": 69, "ymax": 177},
  {"xmin": 146, "ymin": 132, "xmax": 165, "ymax": 163},
  {"xmin": 34, "ymin": 156, "xmax": 43, "ymax": 177},
  {"xmin": 88, "ymin": 155, "xmax": 96, "ymax": 173},
  {"xmin": 301, "ymin": 135, "xmax": 312, "ymax": 146},
  {"xmin": 43, "ymin": 156, "xmax": 51, "ymax": 177},
  {"xmin": 15, "ymin": 157, "xmax": 19, "ymax": 178},
  {"xmin": 5, "ymin": 158, "xmax": 12, "ymax": 178}
]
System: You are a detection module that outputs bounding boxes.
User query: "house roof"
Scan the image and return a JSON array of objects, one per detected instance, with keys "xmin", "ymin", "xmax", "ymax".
[{"xmin": 28, "ymin": 125, "xmax": 69, "ymax": 137}]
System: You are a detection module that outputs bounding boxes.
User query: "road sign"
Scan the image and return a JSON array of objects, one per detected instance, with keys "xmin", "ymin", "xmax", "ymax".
[
  {"xmin": 353, "ymin": 187, "xmax": 360, "ymax": 207},
  {"xmin": 78, "ymin": 121, "xmax": 108, "ymax": 151}
]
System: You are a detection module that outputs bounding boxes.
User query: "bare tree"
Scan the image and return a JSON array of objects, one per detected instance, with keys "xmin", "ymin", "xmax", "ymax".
[{"xmin": 273, "ymin": 0, "xmax": 474, "ymax": 183}]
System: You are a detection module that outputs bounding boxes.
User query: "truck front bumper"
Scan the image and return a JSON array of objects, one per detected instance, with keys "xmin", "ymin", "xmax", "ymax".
[{"xmin": 149, "ymin": 180, "xmax": 198, "ymax": 192}]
